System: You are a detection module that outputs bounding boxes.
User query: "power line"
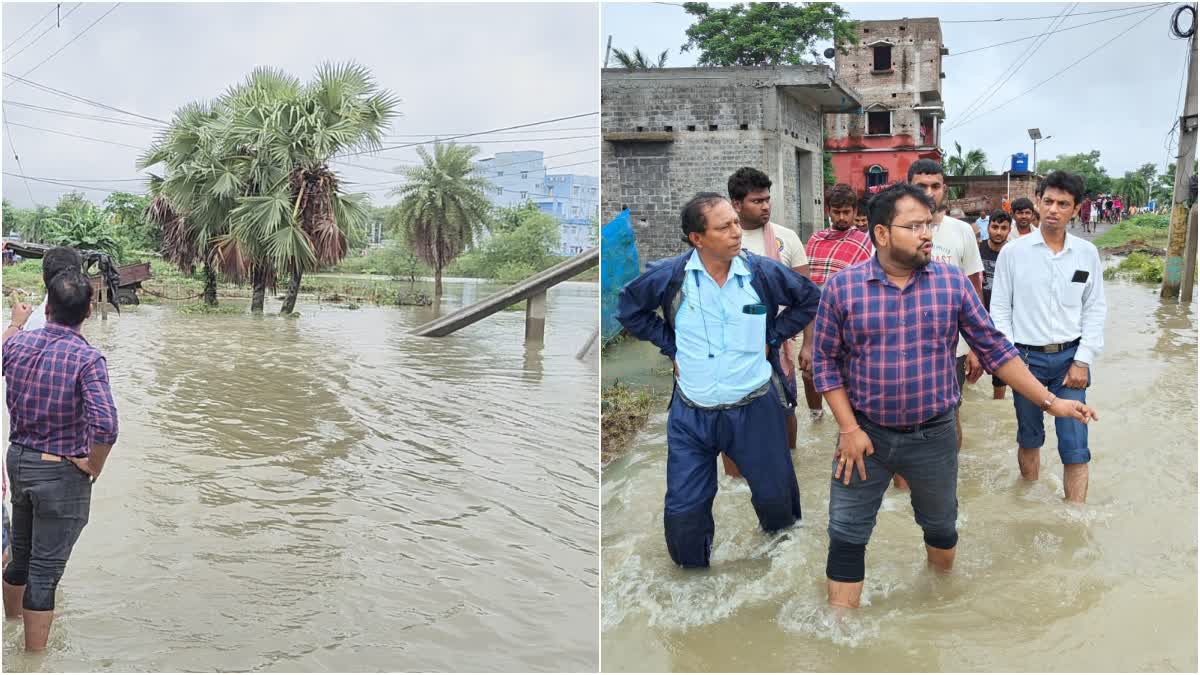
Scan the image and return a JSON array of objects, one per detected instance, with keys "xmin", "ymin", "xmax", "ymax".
[
  {"xmin": 2, "ymin": 98, "xmax": 165, "ymax": 129},
  {"xmin": 16, "ymin": 3, "xmax": 121, "ymax": 78},
  {"xmin": 949, "ymin": 3, "xmax": 1076, "ymax": 129},
  {"xmin": 949, "ymin": 6, "xmax": 1164, "ymax": 131},
  {"xmin": 2, "ymin": 5, "xmax": 59, "ymax": 53},
  {"xmin": 943, "ymin": 3, "xmax": 1169, "ymax": 23},
  {"xmin": 2, "ymin": 2, "xmax": 83, "ymax": 64},
  {"xmin": 3, "ymin": 108, "xmax": 39, "ymax": 206},
  {"xmin": 3, "ymin": 173, "xmax": 147, "ymax": 183},
  {"xmin": 1, "ymin": 171, "xmax": 134, "ymax": 193},
  {"xmin": 340, "ymin": 111, "xmax": 598, "ymax": 158},
  {"xmin": 2, "ymin": 72, "xmax": 170, "ymax": 124},
  {"xmin": 945, "ymin": 3, "xmax": 1168, "ymax": 58},
  {"xmin": 382, "ymin": 125, "xmax": 596, "ymax": 138},
  {"xmin": 4, "ymin": 121, "xmax": 144, "ymax": 149}
]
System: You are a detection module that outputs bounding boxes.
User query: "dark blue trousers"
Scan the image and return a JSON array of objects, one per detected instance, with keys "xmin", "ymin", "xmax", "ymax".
[{"xmin": 663, "ymin": 385, "xmax": 802, "ymax": 568}]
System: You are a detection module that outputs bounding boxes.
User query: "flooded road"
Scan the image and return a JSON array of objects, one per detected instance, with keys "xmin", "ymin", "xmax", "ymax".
[
  {"xmin": 3, "ymin": 280, "xmax": 599, "ymax": 672},
  {"xmin": 601, "ymin": 279, "xmax": 1197, "ymax": 672}
]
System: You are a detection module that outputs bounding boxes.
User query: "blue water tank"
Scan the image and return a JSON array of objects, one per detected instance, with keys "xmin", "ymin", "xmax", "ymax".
[{"xmin": 1011, "ymin": 153, "xmax": 1029, "ymax": 173}]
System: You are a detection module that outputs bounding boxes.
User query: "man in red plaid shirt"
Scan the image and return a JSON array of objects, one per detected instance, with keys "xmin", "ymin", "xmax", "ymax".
[
  {"xmin": 3, "ymin": 269, "xmax": 118, "ymax": 651},
  {"xmin": 799, "ymin": 184, "xmax": 873, "ymax": 419}
]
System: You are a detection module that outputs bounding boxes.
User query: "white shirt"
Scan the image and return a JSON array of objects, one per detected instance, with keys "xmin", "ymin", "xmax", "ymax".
[
  {"xmin": 24, "ymin": 299, "xmax": 48, "ymax": 331},
  {"xmin": 1008, "ymin": 224, "xmax": 1039, "ymax": 242},
  {"xmin": 741, "ymin": 222, "xmax": 809, "ymax": 270},
  {"xmin": 933, "ymin": 215, "xmax": 985, "ymax": 357},
  {"xmin": 990, "ymin": 227, "xmax": 1106, "ymax": 365}
]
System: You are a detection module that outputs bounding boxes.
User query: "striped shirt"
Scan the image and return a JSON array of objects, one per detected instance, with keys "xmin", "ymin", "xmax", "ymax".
[
  {"xmin": 805, "ymin": 228, "xmax": 873, "ymax": 286},
  {"xmin": 4, "ymin": 323, "xmax": 119, "ymax": 456},
  {"xmin": 811, "ymin": 256, "xmax": 1019, "ymax": 427}
]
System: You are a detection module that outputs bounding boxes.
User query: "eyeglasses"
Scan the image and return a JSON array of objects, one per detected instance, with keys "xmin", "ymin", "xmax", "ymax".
[{"xmin": 889, "ymin": 223, "xmax": 933, "ymax": 235}]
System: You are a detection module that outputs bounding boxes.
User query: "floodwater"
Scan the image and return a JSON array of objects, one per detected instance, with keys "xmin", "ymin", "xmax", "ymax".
[
  {"xmin": 601, "ymin": 279, "xmax": 1197, "ymax": 672},
  {"xmin": 3, "ymin": 280, "xmax": 599, "ymax": 672}
]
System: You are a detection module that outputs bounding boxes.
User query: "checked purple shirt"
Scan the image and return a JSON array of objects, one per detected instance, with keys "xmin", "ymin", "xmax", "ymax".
[
  {"xmin": 812, "ymin": 256, "xmax": 1019, "ymax": 427},
  {"xmin": 4, "ymin": 323, "xmax": 118, "ymax": 456}
]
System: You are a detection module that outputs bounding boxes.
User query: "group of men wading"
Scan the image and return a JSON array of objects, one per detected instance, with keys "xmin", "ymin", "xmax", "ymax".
[{"xmin": 617, "ymin": 161, "xmax": 1106, "ymax": 608}]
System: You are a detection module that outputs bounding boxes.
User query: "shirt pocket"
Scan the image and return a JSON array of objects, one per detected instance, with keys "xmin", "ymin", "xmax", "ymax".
[
  {"xmin": 919, "ymin": 303, "xmax": 956, "ymax": 346},
  {"xmin": 1061, "ymin": 277, "xmax": 1086, "ymax": 308},
  {"xmin": 728, "ymin": 309, "xmax": 767, "ymax": 353}
]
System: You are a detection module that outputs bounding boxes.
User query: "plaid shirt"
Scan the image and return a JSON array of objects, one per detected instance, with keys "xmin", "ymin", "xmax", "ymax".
[
  {"xmin": 812, "ymin": 256, "xmax": 1019, "ymax": 427},
  {"xmin": 4, "ymin": 323, "xmax": 118, "ymax": 456},
  {"xmin": 805, "ymin": 228, "xmax": 874, "ymax": 285}
]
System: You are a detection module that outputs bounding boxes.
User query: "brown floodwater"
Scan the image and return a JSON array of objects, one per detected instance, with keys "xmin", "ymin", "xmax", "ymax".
[
  {"xmin": 601, "ymin": 279, "xmax": 1197, "ymax": 672},
  {"xmin": 3, "ymin": 280, "xmax": 599, "ymax": 672}
]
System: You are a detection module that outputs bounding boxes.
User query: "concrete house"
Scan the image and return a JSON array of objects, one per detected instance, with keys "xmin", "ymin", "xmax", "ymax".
[{"xmin": 601, "ymin": 65, "xmax": 862, "ymax": 263}]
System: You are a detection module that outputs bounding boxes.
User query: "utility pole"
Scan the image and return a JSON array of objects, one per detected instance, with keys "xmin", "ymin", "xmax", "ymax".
[
  {"xmin": 1161, "ymin": 14, "xmax": 1197, "ymax": 300},
  {"xmin": 604, "ymin": 35, "xmax": 612, "ymax": 68}
]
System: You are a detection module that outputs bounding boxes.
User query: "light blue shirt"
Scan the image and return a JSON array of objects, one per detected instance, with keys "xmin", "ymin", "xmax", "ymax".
[
  {"xmin": 975, "ymin": 217, "xmax": 989, "ymax": 241},
  {"xmin": 674, "ymin": 251, "xmax": 772, "ymax": 406},
  {"xmin": 990, "ymin": 227, "xmax": 1106, "ymax": 365}
]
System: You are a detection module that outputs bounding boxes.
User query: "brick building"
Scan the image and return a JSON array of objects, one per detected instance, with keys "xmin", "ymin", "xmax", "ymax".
[
  {"xmin": 601, "ymin": 66, "xmax": 861, "ymax": 263},
  {"xmin": 825, "ymin": 17, "xmax": 947, "ymax": 195},
  {"xmin": 945, "ymin": 172, "xmax": 1043, "ymax": 217}
]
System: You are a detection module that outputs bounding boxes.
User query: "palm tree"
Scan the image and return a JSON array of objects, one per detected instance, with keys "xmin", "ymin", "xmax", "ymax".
[
  {"xmin": 611, "ymin": 47, "xmax": 669, "ymax": 69},
  {"xmin": 944, "ymin": 141, "xmax": 989, "ymax": 176},
  {"xmin": 140, "ymin": 100, "xmax": 236, "ymax": 306},
  {"xmin": 224, "ymin": 62, "xmax": 399, "ymax": 314},
  {"xmin": 390, "ymin": 143, "xmax": 494, "ymax": 297},
  {"xmin": 45, "ymin": 202, "xmax": 124, "ymax": 261}
]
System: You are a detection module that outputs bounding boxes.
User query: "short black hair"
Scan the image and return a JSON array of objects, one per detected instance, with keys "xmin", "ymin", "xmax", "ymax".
[
  {"xmin": 907, "ymin": 159, "xmax": 945, "ymax": 183},
  {"xmin": 727, "ymin": 167, "xmax": 772, "ymax": 202},
  {"xmin": 1010, "ymin": 197, "xmax": 1035, "ymax": 213},
  {"xmin": 826, "ymin": 183, "xmax": 858, "ymax": 210},
  {"xmin": 990, "ymin": 209, "xmax": 1011, "ymax": 223},
  {"xmin": 42, "ymin": 246, "xmax": 83, "ymax": 288},
  {"xmin": 46, "ymin": 269, "xmax": 93, "ymax": 327},
  {"xmin": 857, "ymin": 196, "xmax": 871, "ymax": 215},
  {"xmin": 1035, "ymin": 170, "xmax": 1085, "ymax": 206},
  {"xmin": 680, "ymin": 192, "xmax": 728, "ymax": 245},
  {"xmin": 867, "ymin": 183, "xmax": 935, "ymax": 247}
]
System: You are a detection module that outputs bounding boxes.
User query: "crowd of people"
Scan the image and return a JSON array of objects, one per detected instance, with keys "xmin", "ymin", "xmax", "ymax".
[{"xmin": 616, "ymin": 160, "xmax": 1106, "ymax": 609}]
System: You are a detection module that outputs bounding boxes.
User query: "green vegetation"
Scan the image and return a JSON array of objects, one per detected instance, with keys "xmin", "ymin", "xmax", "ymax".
[
  {"xmin": 177, "ymin": 302, "xmax": 245, "ymax": 315},
  {"xmin": 681, "ymin": 2, "xmax": 858, "ymax": 66},
  {"xmin": 1094, "ymin": 214, "xmax": 1170, "ymax": 250},
  {"xmin": 601, "ymin": 382, "xmax": 659, "ymax": 464},
  {"xmin": 1104, "ymin": 252, "xmax": 1165, "ymax": 284},
  {"xmin": 1036, "ymin": 151, "xmax": 1113, "ymax": 196},
  {"xmin": 611, "ymin": 46, "xmax": 669, "ymax": 69}
]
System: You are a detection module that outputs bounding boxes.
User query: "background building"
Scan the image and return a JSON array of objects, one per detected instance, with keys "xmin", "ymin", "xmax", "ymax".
[
  {"xmin": 825, "ymin": 17, "xmax": 947, "ymax": 194},
  {"xmin": 476, "ymin": 151, "xmax": 599, "ymax": 256},
  {"xmin": 601, "ymin": 65, "xmax": 861, "ymax": 263}
]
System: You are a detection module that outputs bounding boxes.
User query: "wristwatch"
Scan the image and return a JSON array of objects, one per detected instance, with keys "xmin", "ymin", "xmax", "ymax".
[{"xmin": 1072, "ymin": 360, "xmax": 1089, "ymax": 369}]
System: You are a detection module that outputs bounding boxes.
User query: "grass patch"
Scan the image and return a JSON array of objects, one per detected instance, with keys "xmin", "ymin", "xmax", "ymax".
[
  {"xmin": 177, "ymin": 303, "xmax": 244, "ymax": 315},
  {"xmin": 601, "ymin": 381, "xmax": 659, "ymax": 465},
  {"xmin": 1095, "ymin": 214, "xmax": 1170, "ymax": 250},
  {"xmin": 2, "ymin": 260, "xmax": 46, "ymax": 304}
]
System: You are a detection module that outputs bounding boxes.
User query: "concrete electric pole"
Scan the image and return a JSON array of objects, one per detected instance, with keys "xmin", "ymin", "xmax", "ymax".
[{"xmin": 1161, "ymin": 6, "xmax": 1198, "ymax": 300}]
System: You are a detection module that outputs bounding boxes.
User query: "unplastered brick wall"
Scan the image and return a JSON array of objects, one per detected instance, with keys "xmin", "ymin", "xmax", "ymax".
[{"xmin": 601, "ymin": 76, "xmax": 768, "ymax": 135}]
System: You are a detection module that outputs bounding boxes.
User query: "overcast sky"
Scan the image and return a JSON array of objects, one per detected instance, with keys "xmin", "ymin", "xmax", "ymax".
[
  {"xmin": 1, "ymin": 2, "xmax": 599, "ymax": 208},
  {"xmin": 602, "ymin": 1, "xmax": 1192, "ymax": 179}
]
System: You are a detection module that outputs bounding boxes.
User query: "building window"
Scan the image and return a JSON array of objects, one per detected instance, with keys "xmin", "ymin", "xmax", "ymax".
[
  {"xmin": 867, "ymin": 110, "xmax": 890, "ymax": 136},
  {"xmin": 865, "ymin": 165, "xmax": 888, "ymax": 188},
  {"xmin": 496, "ymin": 187, "xmax": 503, "ymax": 196},
  {"xmin": 521, "ymin": 171, "xmax": 528, "ymax": 179},
  {"xmin": 497, "ymin": 171, "xmax": 504, "ymax": 177},
  {"xmin": 872, "ymin": 44, "xmax": 892, "ymax": 71},
  {"xmin": 573, "ymin": 186, "xmax": 580, "ymax": 195},
  {"xmin": 520, "ymin": 191, "xmax": 528, "ymax": 199}
]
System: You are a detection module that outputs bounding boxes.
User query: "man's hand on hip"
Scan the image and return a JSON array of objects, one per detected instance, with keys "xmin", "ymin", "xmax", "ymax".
[
  {"xmin": 67, "ymin": 456, "xmax": 100, "ymax": 481},
  {"xmin": 1062, "ymin": 363, "xmax": 1089, "ymax": 389}
]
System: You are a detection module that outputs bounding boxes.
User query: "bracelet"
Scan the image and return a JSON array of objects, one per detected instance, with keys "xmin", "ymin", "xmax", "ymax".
[{"xmin": 839, "ymin": 425, "xmax": 860, "ymax": 435}]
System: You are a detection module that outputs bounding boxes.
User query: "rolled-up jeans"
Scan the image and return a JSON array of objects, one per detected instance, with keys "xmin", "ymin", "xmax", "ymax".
[{"xmin": 3, "ymin": 444, "xmax": 92, "ymax": 611}]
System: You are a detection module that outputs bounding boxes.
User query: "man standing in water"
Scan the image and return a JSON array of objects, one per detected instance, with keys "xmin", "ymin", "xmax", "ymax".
[
  {"xmin": 991, "ymin": 171, "xmax": 1106, "ymax": 503},
  {"xmin": 3, "ymin": 270, "xmax": 118, "ymax": 651},
  {"xmin": 979, "ymin": 210, "xmax": 1013, "ymax": 399},
  {"xmin": 902, "ymin": 160, "xmax": 984, "ymax": 486},
  {"xmin": 811, "ymin": 183, "xmax": 1099, "ymax": 608},
  {"xmin": 727, "ymin": 167, "xmax": 811, "ymax": 458},
  {"xmin": 616, "ymin": 193, "xmax": 821, "ymax": 568}
]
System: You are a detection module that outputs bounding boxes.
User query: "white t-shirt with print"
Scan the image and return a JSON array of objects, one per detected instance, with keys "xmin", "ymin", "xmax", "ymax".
[
  {"xmin": 741, "ymin": 222, "xmax": 809, "ymax": 270},
  {"xmin": 933, "ymin": 215, "xmax": 985, "ymax": 357}
]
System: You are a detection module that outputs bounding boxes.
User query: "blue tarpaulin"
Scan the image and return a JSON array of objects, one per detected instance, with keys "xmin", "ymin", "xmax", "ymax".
[{"xmin": 601, "ymin": 209, "xmax": 639, "ymax": 343}]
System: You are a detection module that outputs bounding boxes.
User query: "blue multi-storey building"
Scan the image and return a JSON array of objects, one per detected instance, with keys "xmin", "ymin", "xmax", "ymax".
[{"xmin": 476, "ymin": 151, "xmax": 598, "ymax": 256}]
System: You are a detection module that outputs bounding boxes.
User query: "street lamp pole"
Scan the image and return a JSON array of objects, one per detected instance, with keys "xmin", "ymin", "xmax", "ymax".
[{"xmin": 1028, "ymin": 128, "xmax": 1052, "ymax": 174}]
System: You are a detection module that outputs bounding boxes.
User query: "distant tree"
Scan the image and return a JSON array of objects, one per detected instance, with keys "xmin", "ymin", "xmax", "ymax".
[
  {"xmin": 45, "ymin": 202, "xmax": 125, "ymax": 261},
  {"xmin": 944, "ymin": 141, "xmax": 989, "ymax": 177},
  {"xmin": 1153, "ymin": 163, "xmax": 1177, "ymax": 203},
  {"xmin": 823, "ymin": 151, "xmax": 836, "ymax": 188},
  {"xmin": 390, "ymin": 143, "xmax": 494, "ymax": 296},
  {"xmin": 1036, "ymin": 151, "xmax": 1112, "ymax": 196},
  {"xmin": 103, "ymin": 191, "xmax": 156, "ymax": 251},
  {"xmin": 681, "ymin": 2, "xmax": 858, "ymax": 67},
  {"xmin": 611, "ymin": 47, "xmax": 669, "ymax": 69}
]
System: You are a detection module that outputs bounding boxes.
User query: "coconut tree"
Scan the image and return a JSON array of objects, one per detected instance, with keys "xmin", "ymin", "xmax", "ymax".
[
  {"xmin": 224, "ymin": 62, "xmax": 399, "ymax": 314},
  {"xmin": 945, "ymin": 141, "xmax": 989, "ymax": 177},
  {"xmin": 390, "ymin": 142, "xmax": 494, "ymax": 297},
  {"xmin": 611, "ymin": 47, "xmax": 669, "ymax": 69}
]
